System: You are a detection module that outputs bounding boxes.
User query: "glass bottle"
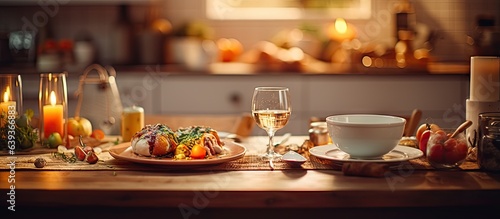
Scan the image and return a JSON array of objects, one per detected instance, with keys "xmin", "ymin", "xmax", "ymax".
[
  {"xmin": 393, "ymin": 0, "xmax": 416, "ymax": 68},
  {"xmin": 478, "ymin": 113, "xmax": 500, "ymax": 171}
]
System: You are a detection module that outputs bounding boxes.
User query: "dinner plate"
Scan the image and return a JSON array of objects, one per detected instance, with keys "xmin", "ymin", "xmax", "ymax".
[
  {"xmin": 309, "ymin": 144, "xmax": 423, "ymax": 163},
  {"xmin": 109, "ymin": 141, "xmax": 246, "ymax": 166}
]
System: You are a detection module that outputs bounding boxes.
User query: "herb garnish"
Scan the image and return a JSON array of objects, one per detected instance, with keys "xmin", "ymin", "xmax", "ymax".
[{"xmin": 52, "ymin": 151, "xmax": 77, "ymax": 163}]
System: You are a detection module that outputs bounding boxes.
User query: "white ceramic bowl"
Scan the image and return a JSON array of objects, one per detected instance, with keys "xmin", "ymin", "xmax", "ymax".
[{"xmin": 326, "ymin": 114, "xmax": 406, "ymax": 159}]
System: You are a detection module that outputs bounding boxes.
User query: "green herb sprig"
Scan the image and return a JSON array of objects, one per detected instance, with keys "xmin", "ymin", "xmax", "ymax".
[{"xmin": 52, "ymin": 151, "xmax": 77, "ymax": 163}]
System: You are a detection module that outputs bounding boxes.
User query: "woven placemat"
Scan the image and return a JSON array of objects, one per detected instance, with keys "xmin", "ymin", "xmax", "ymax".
[{"xmin": 0, "ymin": 150, "xmax": 479, "ymax": 171}]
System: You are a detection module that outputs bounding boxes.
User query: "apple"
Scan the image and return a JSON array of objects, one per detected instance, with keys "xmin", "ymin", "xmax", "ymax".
[
  {"xmin": 47, "ymin": 132, "xmax": 63, "ymax": 148},
  {"xmin": 67, "ymin": 117, "xmax": 93, "ymax": 137},
  {"xmin": 416, "ymin": 123, "xmax": 440, "ymax": 142}
]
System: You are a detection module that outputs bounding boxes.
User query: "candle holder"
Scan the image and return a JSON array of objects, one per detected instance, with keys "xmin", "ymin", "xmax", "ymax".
[
  {"xmin": 466, "ymin": 56, "xmax": 500, "ymax": 147},
  {"xmin": 39, "ymin": 73, "xmax": 68, "ymax": 143},
  {"xmin": 0, "ymin": 74, "xmax": 23, "ymax": 120}
]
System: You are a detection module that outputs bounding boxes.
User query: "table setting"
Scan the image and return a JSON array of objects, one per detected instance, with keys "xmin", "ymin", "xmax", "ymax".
[
  {"xmin": 2, "ymin": 73, "xmax": 492, "ymax": 177},
  {"xmin": 0, "ymin": 79, "xmax": 490, "ymax": 174}
]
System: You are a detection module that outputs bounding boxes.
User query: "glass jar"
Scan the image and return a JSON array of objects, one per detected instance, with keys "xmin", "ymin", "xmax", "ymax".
[
  {"xmin": 309, "ymin": 122, "xmax": 330, "ymax": 146},
  {"xmin": 121, "ymin": 105, "xmax": 144, "ymax": 142},
  {"xmin": 427, "ymin": 129, "xmax": 469, "ymax": 169},
  {"xmin": 478, "ymin": 113, "xmax": 500, "ymax": 171}
]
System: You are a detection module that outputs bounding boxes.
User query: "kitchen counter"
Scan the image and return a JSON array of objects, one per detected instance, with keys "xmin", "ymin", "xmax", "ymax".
[
  {"xmin": 0, "ymin": 61, "xmax": 470, "ymax": 76},
  {"xmin": 94, "ymin": 61, "xmax": 471, "ymax": 75}
]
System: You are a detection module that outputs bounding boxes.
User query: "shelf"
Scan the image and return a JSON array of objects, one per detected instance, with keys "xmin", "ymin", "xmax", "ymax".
[{"xmin": 0, "ymin": 0, "xmax": 154, "ymax": 6}]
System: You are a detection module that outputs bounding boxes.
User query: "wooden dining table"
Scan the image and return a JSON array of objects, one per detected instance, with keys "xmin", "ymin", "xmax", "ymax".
[{"xmin": 1, "ymin": 135, "xmax": 499, "ymax": 218}]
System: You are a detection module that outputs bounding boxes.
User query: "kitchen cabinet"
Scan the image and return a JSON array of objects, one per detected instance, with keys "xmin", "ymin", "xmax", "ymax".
[{"xmin": 115, "ymin": 73, "xmax": 158, "ymax": 115}]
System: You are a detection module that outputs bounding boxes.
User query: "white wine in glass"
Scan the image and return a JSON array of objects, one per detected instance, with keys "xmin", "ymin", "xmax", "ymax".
[{"xmin": 251, "ymin": 87, "xmax": 291, "ymax": 160}]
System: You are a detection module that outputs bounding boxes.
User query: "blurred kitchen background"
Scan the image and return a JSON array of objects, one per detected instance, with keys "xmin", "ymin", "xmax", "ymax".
[
  {"xmin": 0, "ymin": 0, "xmax": 499, "ymax": 135},
  {"xmin": 0, "ymin": 0, "xmax": 498, "ymax": 70}
]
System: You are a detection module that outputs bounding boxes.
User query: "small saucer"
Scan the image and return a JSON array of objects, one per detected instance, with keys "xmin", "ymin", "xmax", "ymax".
[
  {"xmin": 309, "ymin": 144, "xmax": 423, "ymax": 164},
  {"xmin": 282, "ymin": 151, "xmax": 307, "ymax": 165}
]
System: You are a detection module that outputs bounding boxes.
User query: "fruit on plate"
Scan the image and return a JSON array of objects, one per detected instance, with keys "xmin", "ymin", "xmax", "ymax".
[{"xmin": 67, "ymin": 117, "xmax": 93, "ymax": 137}]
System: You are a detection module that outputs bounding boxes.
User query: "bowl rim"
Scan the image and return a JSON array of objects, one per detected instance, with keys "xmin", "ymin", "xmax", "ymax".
[{"xmin": 326, "ymin": 114, "xmax": 406, "ymax": 127}]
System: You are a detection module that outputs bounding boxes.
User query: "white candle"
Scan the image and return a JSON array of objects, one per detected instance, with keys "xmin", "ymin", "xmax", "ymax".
[
  {"xmin": 1, "ymin": 87, "xmax": 16, "ymax": 115},
  {"xmin": 470, "ymin": 56, "xmax": 500, "ymax": 101}
]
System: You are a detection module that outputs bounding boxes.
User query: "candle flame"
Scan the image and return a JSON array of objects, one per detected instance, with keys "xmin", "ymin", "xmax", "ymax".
[
  {"xmin": 3, "ymin": 86, "xmax": 10, "ymax": 102},
  {"xmin": 50, "ymin": 91, "xmax": 57, "ymax": 106},
  {"xmin": 335, "ymin": 18, "xmax": 348, "ymax": 34}
]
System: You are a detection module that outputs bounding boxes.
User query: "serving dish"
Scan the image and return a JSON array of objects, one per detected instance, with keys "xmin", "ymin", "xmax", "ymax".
[
  {"xmin": 109, "ymin": 141, "xmax": 246, "ymax": 166},
  {"xmin": 309, "ymin": 144, "xmax": 423, "ymax": 163}
]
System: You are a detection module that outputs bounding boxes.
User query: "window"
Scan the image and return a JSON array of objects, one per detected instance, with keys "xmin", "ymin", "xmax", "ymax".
[{"xmin": 206, "ymin": 0, "xmax": 371, "ymax": 20}]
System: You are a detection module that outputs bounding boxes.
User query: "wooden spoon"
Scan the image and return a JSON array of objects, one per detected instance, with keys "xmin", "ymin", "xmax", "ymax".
[{"xmin": 450, "ymin": 120, "xmax": 473, "ymax": 138}]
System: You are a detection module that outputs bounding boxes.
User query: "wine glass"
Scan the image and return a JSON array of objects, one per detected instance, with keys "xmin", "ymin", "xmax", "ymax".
[{"xmin": 251, "ymin": 87, "xmax": 291, "ymax": 160}]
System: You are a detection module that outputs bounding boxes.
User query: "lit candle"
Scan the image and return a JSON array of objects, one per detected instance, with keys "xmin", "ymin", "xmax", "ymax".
[
  {"xmin": 0, "ymin": 86, "xmax": 16, "ymax": 115},
  {"xmin": 43, "ymin": 91, "xmax": 63, "ymax": 138},
  {"xmin": 327, "ymin": 18, "xmax": 357, "ymax": 42},
  {"xmin": 470, "ymin": 56, "xmax": 500, "ymax": 101}
]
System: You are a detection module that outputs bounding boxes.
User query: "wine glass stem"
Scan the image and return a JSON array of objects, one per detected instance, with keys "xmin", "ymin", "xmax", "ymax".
[{"xmin": 267, "ymin": 131, "xmax": 275, "ymax": 156}]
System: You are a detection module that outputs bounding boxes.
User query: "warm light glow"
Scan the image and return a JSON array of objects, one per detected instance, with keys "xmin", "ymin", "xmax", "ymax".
[
  {"xmin": 395, "ymin": 41, "xmax": 407, "ymax": 53},
  {"xmin": 3, "ymin": 86, "xmax": 10, "ymax": 102},
  {"xmin": 335, "ymin": 18, "xmax": 348, "ymax": 34},
  {"xmin": 374, "ymin": 58, "xmax": 384, "ymax": 68},
  {"xmin": 289, "ymin": 47, "xmax": 304, "ymax": 61},
  {"xmin": 362, "ymin": 56, "xmax": 372, "ymax": 67},
  {"xmin": 327, "ymin": 18, "xmax": 356, "ymax": 42},
  {"xmin": 49, "ymin": 91, "xmax": 57, "ymax": 106}
]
